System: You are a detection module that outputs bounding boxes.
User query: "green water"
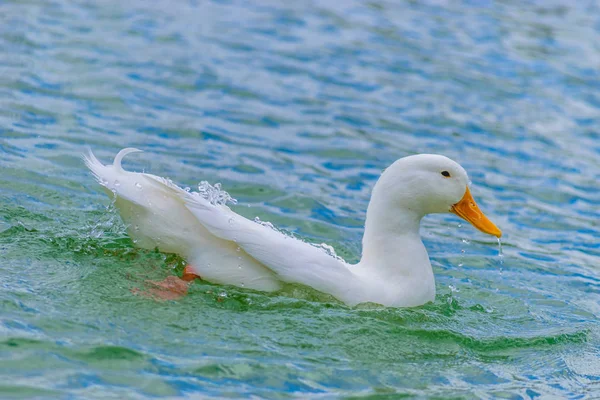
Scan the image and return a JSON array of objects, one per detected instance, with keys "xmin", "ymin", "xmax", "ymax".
[{"xmin": 2, "ymin": 0, "xmax": 600, "ymax": 398}]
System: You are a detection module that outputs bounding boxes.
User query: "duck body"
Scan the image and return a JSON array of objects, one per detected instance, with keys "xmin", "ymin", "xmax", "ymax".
[
  {"xmin": 85, "ymin": 148, "xmax": 500, "ymax": 307},
  {"xmin": 85, "ymin": 149, "xmax": 282, "ymax": 292}
]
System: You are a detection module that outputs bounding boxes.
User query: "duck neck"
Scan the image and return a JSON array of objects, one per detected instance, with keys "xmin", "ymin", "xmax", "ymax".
[{"xmin": 358, "ymin": 196, "xmax": 433, "ymax": 282}]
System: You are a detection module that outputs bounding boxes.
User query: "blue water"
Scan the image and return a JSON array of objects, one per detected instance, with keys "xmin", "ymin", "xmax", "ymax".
[{"xmin": 1, "ymin": 0, "xmax": 600, "ymax": 398}]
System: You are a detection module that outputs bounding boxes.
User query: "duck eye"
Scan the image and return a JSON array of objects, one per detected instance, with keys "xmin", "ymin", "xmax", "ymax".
[{"xmin": 441, "ymin": 171, "xmax": 451, "ymax": 177}]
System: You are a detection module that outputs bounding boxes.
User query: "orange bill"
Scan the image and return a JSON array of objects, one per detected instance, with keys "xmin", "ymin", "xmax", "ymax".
[{"xmin": 450, "ymin": 187, "xmax": 502, "ymax": 237}]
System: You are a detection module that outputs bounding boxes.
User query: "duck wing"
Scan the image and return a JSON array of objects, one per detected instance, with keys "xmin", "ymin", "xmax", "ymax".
[{"xmin": 177, "ymin": 189, "xmax": 363, "ymax": 303}]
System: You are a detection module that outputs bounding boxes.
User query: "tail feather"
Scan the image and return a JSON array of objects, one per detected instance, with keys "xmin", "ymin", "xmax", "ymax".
[
  {"xmin": 82, "ymin": 148, "xmax": 106, "ymax": 185},
  {"xmin": 83, "ymin": 148, "xmax": 145, "ymax": 185},
  {"xmin": 114, "ymin": 148, "xmax": 143, "ymax": 172}
]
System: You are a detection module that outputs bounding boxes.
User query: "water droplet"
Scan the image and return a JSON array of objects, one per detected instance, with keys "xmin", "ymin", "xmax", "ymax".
[
  {"xmin": 316, "ymin": 243, "xmax": 342, "ymax": 260},
  {"xmin": 497, "ymin": 238, "xmax": 504, "ymax": 259},
  {"xmin": 236, "ymin": 247, "xmax": 241, "ymax": 252},
  {"xmin": 448, "ymin": 284, "xmax": 459, "ymax": 293},
  {"xmin": 460, "ymin": 249, "xmax": 465, "ymax": 254},
  {"xmin": 253, "ymin": 216, "xmax": 276, "ymax": 231},
  {"xmin": 228, "ymin": 218, "xmax": 234, "ymax": 225},
  {"xmin": 497, "ymin": 237, "xmax": 504, "ymax": 273},
  {"xmin": 114, "ymin": 180, "xmax": 120, "ymax": 187},
  {"xmin": 457, "ymin": 223, "xmax": 462, "ymax": 228},
  {"xmin": 241, "ymin": 283, "xmax": 245, "ymax": 287},
  {"xmin": 458, "ymin": 263, "xmax": 463, "ymax": 267},
  {"xmin": 134, "ymin": 225, "xmax": 139, "ymax": 231},
  {"xmin": 461, "ymin": 239, "xmax": 470, "ymax": 244},
  {"xmin": 184, "ymin": 187, "xmax": 191, "ymax": 192},
  {"xmin": 135, "ymin": 182, "xmax": 142, "ymax": 190}
]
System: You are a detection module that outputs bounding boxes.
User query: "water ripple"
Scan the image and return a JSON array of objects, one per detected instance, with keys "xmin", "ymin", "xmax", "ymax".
[{"xmin": 1, "ymin": 0, "xmax": 600, "ymax": 397}]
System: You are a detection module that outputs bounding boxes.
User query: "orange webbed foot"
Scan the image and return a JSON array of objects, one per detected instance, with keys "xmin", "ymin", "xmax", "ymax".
[
  {"xmin": 132, "ymin": 265, "xmax": 200, "ymax": 301},
  {"xmin": 181, "ymin": 264, "xmax": 201, "ymax": 282}
]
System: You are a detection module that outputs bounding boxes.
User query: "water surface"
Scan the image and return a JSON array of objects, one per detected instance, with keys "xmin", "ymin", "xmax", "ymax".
[{"xmin": 1, "ymin": 0, "xmax": 600, "ymax": 398}]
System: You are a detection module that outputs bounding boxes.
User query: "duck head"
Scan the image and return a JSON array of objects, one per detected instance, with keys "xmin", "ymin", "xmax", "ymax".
[{"xmin": 372, "ymin": 154, "xmax": 501, "ymax": 237}]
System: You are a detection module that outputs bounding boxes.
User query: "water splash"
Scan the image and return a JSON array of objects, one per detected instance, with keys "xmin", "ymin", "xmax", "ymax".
[
  {"xmin": 252, "ymin": 217, "xmax": 344, "ymax": 262},
  {"xmin": 87, "ymin": 192, "xmax": 121, "ymax": 239},
  {"xmin": 314, "ymin": 243, "xmax": 345, "ymax": 262},
  {"xmin": 197, "ymin": 181, "xmax": 238, "ymax": 206},
  {"xmin": 254, "ymin": 216, "xmax": 277, "ymax": 231}
]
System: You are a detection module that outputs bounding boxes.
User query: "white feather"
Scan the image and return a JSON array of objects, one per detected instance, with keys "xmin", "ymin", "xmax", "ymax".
[
  {"xmin": 179, "ymin": 191, "xmax": 365, "ymax": 303},
  {"xmin": 84, "ymin": 149, "xmax": 281, "ymax": 291},
  {"xmin": 85, "ymin": 148, "xmax": 501, "ymax": 307}
]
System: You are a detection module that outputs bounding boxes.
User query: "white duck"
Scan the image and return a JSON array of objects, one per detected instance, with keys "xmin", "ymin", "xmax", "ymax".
[{"xmin": 85, "ymin": 148, "xmax": 501, "ymax": 307}]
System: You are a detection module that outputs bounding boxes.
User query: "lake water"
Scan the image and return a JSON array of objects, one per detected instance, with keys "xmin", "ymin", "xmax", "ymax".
[{"xmin": 1, "ymin": 0, "xmax": 599, "ymax": 398}]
